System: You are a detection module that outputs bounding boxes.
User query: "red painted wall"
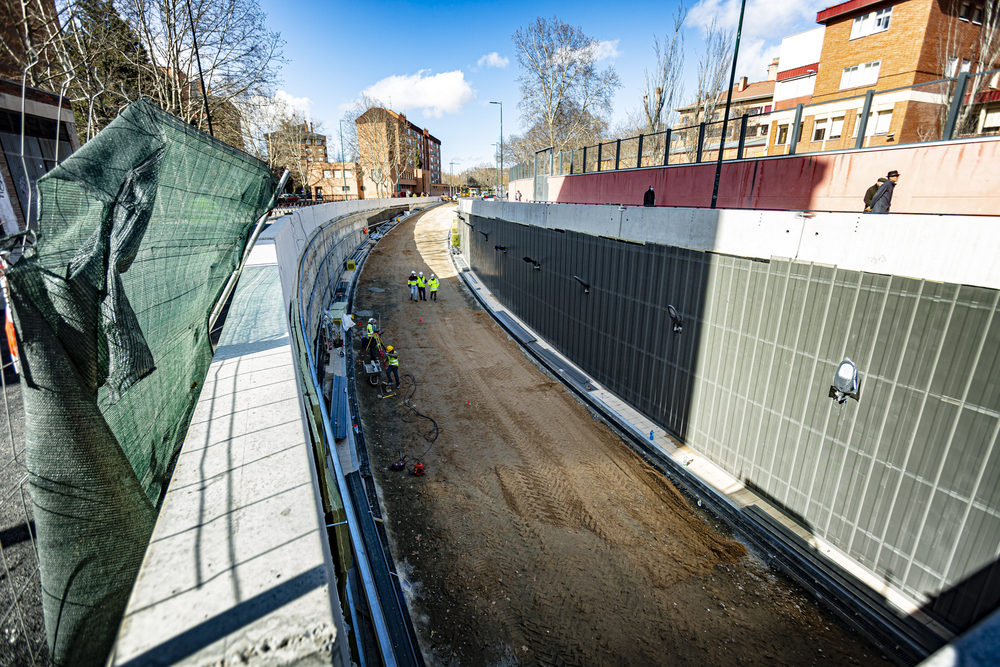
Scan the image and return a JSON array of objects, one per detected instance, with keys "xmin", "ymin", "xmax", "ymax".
[{"xmin": 509, "ymin": 137, "xmax": 1000, "ymax": 215}]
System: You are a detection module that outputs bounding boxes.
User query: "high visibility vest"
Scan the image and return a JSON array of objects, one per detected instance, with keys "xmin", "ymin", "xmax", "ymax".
[
  {"xmin": 417, "ymin": 276, "xmax": 426, "ymax": 287},
  {"xmin": 428, "ymin": 277, "xmax": 439, "ymax": 291},
  {"xmin": 387, "ymin": 352, "xmax": 399, "ymax": 366},
  {"xmin": 366, "ymin": 323, "xmax": 375, "ymax": 336},
  {"xmin": 407, "ymin": 276, "xmax": 417, "ymax": 286}
]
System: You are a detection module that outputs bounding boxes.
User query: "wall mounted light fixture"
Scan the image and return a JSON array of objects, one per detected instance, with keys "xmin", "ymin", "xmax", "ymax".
[
  {"xmin": 574, "ymin": 276, "xmax": 590, "ymax": 293},
  {"xmin": 479, "ymin": 230, "xmax": 489, "ymax": 241},
  {"xmin": 667, "ymin": 305, "xmax": 682, "ymax": 334},
  {"xmin": 523, "ymin": 256, "xmax": 540, "ymax": 269},
  {"xmin": 830, "ymin": 357, "xmax": 860, "ymax": 404},
  {"xmin": 494, "ymin": 245, "xmax": 507, "ymax": 253}
]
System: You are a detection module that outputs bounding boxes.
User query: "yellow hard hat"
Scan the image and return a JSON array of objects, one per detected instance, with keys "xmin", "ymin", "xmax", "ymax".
[{"xmin": 386, "ymin": 345, "xmax": 393, "ymax": 352}]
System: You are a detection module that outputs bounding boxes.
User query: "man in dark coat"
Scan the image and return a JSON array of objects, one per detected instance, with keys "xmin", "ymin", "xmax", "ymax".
[
  {"xmin": 870, "ymin": 170, "xmax": 899, "ymax": 214},
  {"xmin": 863, "ymin": 177, "xmax": 886, "ymax": 212},
  {"xmin": 643, "ymin": 186, "xmax": 655, "ymax": 207}
]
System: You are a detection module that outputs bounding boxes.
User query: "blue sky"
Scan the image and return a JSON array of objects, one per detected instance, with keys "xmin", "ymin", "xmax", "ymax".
[{"xmin": 258, "ymin": 0, "xmax": 831, "ymax": 173}]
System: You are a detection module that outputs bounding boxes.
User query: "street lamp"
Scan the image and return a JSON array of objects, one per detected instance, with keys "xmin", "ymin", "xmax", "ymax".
[
  {"xmin": 490, "ymin": 101, "xmax": 502, "ymax": 198},
  {"xmin": 339, "ymin": 119, "xmax": 348, "ymax": 201},
  {"xmin": 492, "ymin": 142, "xmax": 500, "ymax": 195}
]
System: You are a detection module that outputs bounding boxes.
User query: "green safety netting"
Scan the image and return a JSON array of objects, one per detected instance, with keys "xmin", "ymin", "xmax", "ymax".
[{"xmin": 6, "ymin": 99, "xmax": 278, "ymax": 666}]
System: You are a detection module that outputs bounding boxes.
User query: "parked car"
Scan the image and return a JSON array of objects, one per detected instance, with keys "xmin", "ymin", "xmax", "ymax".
[{"xmin": 277, "ymin": 193, "xmax": 301, "ymax": 204}]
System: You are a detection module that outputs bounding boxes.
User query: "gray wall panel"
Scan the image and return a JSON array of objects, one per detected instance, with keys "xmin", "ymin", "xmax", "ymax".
[{"xmin": 459, "ymin": 211, "xmax": 1000, "ymax": 634}]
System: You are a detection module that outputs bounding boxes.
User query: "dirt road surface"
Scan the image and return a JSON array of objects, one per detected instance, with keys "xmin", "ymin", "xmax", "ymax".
[{"xmin": 353, "ymin": 204, "xmax": 882, "ymax": 666}]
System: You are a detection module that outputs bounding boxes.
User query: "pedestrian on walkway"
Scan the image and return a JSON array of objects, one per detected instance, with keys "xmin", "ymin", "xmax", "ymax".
[
  {"xmin": 863, "ymin": 177, "xmax": 887, "ymax": 212},
  {"xmin": 515, "ymin": 191, "xmax": 522, "ymax": 202},
  {"xmin": 385, "ymin": 345, "xmax": 400, "ymax": 388},
  {"xmin": 407, "ymin": 271, "xmax": 418, "ymax": 301},
  {"xmin": 870, "ymin": 170, "xmax": 899, "ymax": 214},
  {"xmin": 417, "ymin": 272, "xmax": 427, "ymax": 301},
  {"xmin": 643, "ymin": 186, "xmax": 655, "ymax": 207},
  {"xmin": 429, "ymin": 274, "xmax": 439, "ymax": 302}
]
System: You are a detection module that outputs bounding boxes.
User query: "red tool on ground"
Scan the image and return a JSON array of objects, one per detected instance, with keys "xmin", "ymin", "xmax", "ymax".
[{"xmin": 412, "ymin": 462, "xmax": 425, "ymax": 476}]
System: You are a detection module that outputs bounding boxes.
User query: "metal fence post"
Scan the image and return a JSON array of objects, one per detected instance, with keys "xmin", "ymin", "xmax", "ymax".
[
  {"xmin": 788, "ymin": 103, "xmax": 804, "ymax": 155},
  {"xmin": 582, "ymin": 146, "xmax": 587, "ymax": 173},
  {"xmin": 597, "ymin": 143, "xmax": 603, "ymax": 171},
  {"xmin": 854, "ymin": 90, "xmax": 874, "ymax": 150},
  {"xmin": 549, "ymin": 149, "xmax": 553, "ymax": 176},
  {"xmin": 943, "ymin": 71, "xmax": 970, "ymax": 141},
  {"xmin": 614, "ymin": 138, "xmax": 621, "ymax": 170},
  {"xmin": 737, "ymin": 115, "xmax": 749, "ymax": 160},
  {"xmin": 663, "ymin": 129, "xmax": 671, "ymax": 166},
  {"xmin": 696, "ymin": 123, "xmax": 706, "ymax": 162},
  {"xmin": 637, "ymin": 134, "xmax": 644, "ymax": 168}
]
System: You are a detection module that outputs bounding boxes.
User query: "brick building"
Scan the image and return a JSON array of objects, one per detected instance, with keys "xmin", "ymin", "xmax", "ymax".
[
  {"xmin": 307, "ymin": 161, "xmax": 362, "ymax": 200},
  {"xmin": 356, "ymin": 107, "xmax": 442, "ymax": 197},
  {"xmin": 767, "ymin": 0, "xmax": 1000, "ymax": 156}
]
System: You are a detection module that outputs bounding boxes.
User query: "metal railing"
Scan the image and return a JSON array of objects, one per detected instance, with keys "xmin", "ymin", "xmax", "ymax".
[{"xmin": 508, "ymin": 68, "xmax": 1000, "ymax": 181}]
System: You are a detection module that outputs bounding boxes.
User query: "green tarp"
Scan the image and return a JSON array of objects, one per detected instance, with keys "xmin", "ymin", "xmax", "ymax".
[{"xmin": 6, "ymin": 99, "xmax": 278, "ymax": 666}]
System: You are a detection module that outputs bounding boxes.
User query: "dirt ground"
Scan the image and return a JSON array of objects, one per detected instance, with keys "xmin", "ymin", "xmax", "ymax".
[{"xmin": 353, "ymin": 204, "xmax": 884, "ymax": 667}]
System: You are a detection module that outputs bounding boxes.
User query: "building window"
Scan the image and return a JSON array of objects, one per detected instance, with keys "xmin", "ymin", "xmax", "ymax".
[
  {"xmin": 852, "ymin": 110, "xmax": 893, "ymax": 136},
  {"xmin": 812, "ymin": 118, "xmax": 828, "ymax": 141},
  {"xmin": 343, "ymin": 171, "xmax": 352, "ymax": 179},
  {"xmin": 850, "ymin": 7, "xmax": 892, "ymax": 39},
  {"xmin": 315, "ymin": 187, "xmax": 322, "ymax": 197},
  {"xmin": 982, "ymin": 107, "xmax": 1000, "ymax": 132},
  {"xmin": 776, "ymin": 124, "xmax": 790, "ymax": 144},
  {"xmin": 829, "ymin": 116, "xmax": 844, "ymax": 139},
  {"xmin": 323, "ymin": 169, "xmax": 332, "ymax": 178},
  {"xmin": 305, "ymin": 139, "xmax": 311, "ymax": 145},
  {"xmin": 947, "ymin": 57, "xmax": 973, "ymax": 76},
  {"xmin": 972, "ymin": 4, "xmax": 983, "ymax": 23},
  {"xmin": 840, "ymin": 60, "xmax": 881, "ymax": 89}
]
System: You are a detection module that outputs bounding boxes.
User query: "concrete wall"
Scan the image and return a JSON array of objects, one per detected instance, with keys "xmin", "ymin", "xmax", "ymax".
[
  {"xmin": 506, "ymin": 135, "xmax": 1000, "ymax": 215},
  {"xmin": 461, "ymin": 199, "xmax": 1000, "ymax": 634}
]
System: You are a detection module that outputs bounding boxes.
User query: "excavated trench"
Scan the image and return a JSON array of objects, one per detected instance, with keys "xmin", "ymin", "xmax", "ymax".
[{"xmin": 353, "ymin": 204, "xmax": 883, "ymax": 666}]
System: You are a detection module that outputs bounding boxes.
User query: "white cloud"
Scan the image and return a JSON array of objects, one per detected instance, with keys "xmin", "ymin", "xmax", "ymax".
[
  {"xmin": 593, "ymin": 39, "xmax": 622, "ymax": 62},
  {"xmin": 687, "ymin": 0, "xmax": 824, "ymax": 80},
  {"xmin": 362, "ymin": 70, "xmax": 476, "ymax": 119},
  {"xmin": 689, "ymin": 0, "xmax": 825, "ymax": 41},
  {"xmin": 275, "ymin": 90, "xmax": 313, "ymax": 120},
  {"xmin": 478, "ymin": 52, "xmax": 509, "ymax": 69}
]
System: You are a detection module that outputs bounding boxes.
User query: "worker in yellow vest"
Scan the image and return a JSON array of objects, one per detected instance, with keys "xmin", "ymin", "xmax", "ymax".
[
  {"xmin": 407, "ymin": 271, "xmax": 418, "ymax": 301},
  {"xmin": 417, "ymin": 272, "xmax": 427, "ymax": 301},
  {"xmin": 385, "ymin": 345, "xmax": 400, "ymax": 388},
  {"xmin": 428, "ymin": 274, "xmax": 439, "ymax": 302}
]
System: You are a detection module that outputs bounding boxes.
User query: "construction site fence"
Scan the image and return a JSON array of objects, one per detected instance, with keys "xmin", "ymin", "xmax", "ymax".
[{"xmin": 507, "ymin": 68, "xmax": 1000, "ymax": 182}]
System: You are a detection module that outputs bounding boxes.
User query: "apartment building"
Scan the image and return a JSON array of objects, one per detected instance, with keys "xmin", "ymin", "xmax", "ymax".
[
  {"xmin": 767, "ymin": 0, "xmax": 999, "ymax": 156},
  {"xmin": 356, "ymin": 107, "xmax": 442, "ymax": 197}
]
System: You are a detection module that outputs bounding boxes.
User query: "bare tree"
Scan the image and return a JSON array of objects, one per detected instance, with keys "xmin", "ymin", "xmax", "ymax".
[
  {"xmin": 116, "ymin": 0, "xmax": 283, "ymax": 138},
  {"xmin": 926, "ymin": 0, "xmax": 1000, "ymax": 139},
  {"xmin": 643, "ymin": 5, "xmax": 688, "ymax": 137},
  {"xmin": 350, "ymin": 96, "xmax": 406, "ymax": 198},
  {"xmin": 513, "ymin": 16, "xmax": 621, "ymax": 155},
  {"xmin": 678, "ymin": 17, "xmax": 733, "ymax": 162}
]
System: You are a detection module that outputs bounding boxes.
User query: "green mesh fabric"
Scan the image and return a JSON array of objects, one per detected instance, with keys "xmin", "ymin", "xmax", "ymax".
[{"xmin": 6, "ymin": 98, "xmax": 278, "ymax": 666}]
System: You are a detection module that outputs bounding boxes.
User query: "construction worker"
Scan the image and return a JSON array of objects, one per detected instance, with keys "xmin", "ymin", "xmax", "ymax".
[
  {"xmin": 417, "ymin": 272, "xmax": 427, "ymax": 300},
  {"xmin": 407, "ymin": 271, "xmax": 418, "ymax": 301},
  {"xmin": 428, "ymin": 274, "xmax": 439, "ymax": 302},
  {"xmin": 364, "ymin": 317, "xmax": 379, "ymax": 362},
  {"xmin": 385, "ymin": 345, "xmax": 400, "ymax": 388}
]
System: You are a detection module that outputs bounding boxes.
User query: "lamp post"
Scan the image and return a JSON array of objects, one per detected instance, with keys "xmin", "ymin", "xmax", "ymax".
[
  {"xmin": 339, "ymin": 119, "xmax": 348, "ymax": 201},
  {"xmin": 449, "ymin": 160, "xmax": 459, "ymax": 198},
  {"xmin": 710, "ymin": 0, "xmax": 747, "ymax": 209},
  {"xmin": 492, "ymin": 143, "xmax": 501, "ymax": 195},
  {"xmin": 489, "ymin": 101, "xmax": 502, "ymax": 197}
]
